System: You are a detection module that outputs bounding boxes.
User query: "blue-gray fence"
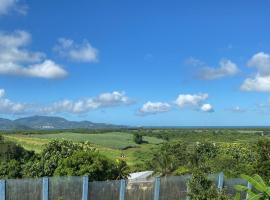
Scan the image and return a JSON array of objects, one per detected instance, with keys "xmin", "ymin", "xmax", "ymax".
[{"xmin": 0, "ymin": 173, "xmax": 250, "ymax": 200}]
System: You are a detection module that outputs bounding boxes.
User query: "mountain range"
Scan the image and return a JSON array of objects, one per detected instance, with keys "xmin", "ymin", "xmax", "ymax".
[{"xmin": 0, "ymin": 116, "xmax": 125, "ymax": 130}]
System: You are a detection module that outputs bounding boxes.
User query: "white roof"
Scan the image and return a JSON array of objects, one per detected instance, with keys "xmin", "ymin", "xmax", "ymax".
[{"xmin": 128, "ymin": 171, "xmax": 154, "ymax": 180}]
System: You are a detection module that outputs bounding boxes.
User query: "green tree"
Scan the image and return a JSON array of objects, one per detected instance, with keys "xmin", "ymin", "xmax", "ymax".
[
  {"xmin": 23, "ymin": 140, "xmax": 92, "ymax": 177},
  {"xmin": 190, "ymin": 142, "xmax": 218, "ymax": 173},
  {"xmin": 54, "ymin": 151, "xmax": 129, "ymax": 181},
  {"xmin": 255, "ymin": 139, "xmax": 270, "ymax": 180},
  {"xmin": 211, "ymin": 144, "xmax": 256, "ymax": 177},
  {"xmin": 188, "ymin": 169, "xmax": 230, "ymax": 200},
  {"xmin": 133, "ymin": 133, "xmax": 143, "ymax": 144},
  {"xmin": 0, "ymin": 159, "xmax": 22, "ymax": 178},
  {"xmin": 150, "ymin": 141, "xmax": 189, "ymax": 175},
  {"xmin": 0, "ymin": 141, "xmax": 34, "ymax": 162}
]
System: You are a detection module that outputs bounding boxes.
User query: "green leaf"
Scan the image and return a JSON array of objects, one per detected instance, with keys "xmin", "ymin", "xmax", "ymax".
[
  {"xmin": 235, "ymin": 185, "xmax": 248, "ymax": 192},
  {"xmin": 234, "ymin": 193, "xmax": 241, "ymax": 200},
  {"xmin": 241, "ymin": 174, "xmax": 266, "ymax": 193},
  {"xmin": 246, "ymin": 189, "xmax": 256, "ymax": 197},
  {"xmin": 253, "ymin": 174, "xmax": 266, "ymax": 186},
  {"xmin": 247, "ymin": 193, "xmax": 264, "ymax": 200}
]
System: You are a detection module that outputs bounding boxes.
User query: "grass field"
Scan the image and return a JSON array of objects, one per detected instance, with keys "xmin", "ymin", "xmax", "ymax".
[
  {"xmin": 3, "ymin": 132, "xmax": 163, "ymax": 168},
  {"xmin": 4, "ymin": 129, "xmax": 269, "ymax": 169},
  {"xmin": 22, "ymin": 132, "xmax": 163, "ymax": 149}
]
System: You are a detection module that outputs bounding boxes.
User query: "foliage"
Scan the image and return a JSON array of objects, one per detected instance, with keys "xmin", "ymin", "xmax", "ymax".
[
  {"xmin": 187, "ymin": 141, "xmax": 219, "ymax": 175},
  {"xmin": 0, "ymin": 139, "xmax": 35, "ymax": 179},
  {"xmin": 173, "ymin": 166, "xmax": 190, "ymax": 176},
  {"xmin": 0, "ymin": 159, "xmax": 22, "ymax": 178},
  {"xmin": 187, "ymin": 169, "xmax": 230, "ymax": 200},
  {"xmin": 0, "ymin": 140, "xmax": 34, "ymax": 162},
  {"xmin": 234, "ymin": 174, "xmax": 270, "ymax": 200},
  {"xmin": 133, "ymin": 133, "xmax": 143, "ymax": 144},
  {"xmin": 149, "ymin": 141, "xmax": 189, "ymax": 175},
  {"xmin": 54, "ymin": 151, "xmax": 129, "ymax": 181},
  {"xmin": 23, "ymin": 140, "xmax": 94, "ymax": 177},
  {"xmin": 211, "ymin": 143, "xmax": 256, "ymax": 177},
  {"xmin": 255, "ymin": 139, "xmax": 270, "ymax": 180}
]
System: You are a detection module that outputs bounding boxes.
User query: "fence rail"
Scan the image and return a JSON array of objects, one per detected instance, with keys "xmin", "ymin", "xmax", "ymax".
[{"xmin": 0, "ymin": 173, "xmax": 249, "ymax": 200}]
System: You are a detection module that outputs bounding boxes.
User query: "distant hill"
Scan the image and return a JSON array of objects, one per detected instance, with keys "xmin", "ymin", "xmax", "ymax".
[{"xmin": 0, "ymin": 116, "xmax": 125, "ymax": 130}]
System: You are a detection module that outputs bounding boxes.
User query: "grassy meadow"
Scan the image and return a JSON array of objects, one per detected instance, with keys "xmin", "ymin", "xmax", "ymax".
[
  {"xmin": 3, "ymin": 132, "xmax": 163, "ymax": 168},
  {"xmin": 2, "ymin": 128, "xmax": 270, "ymax": 169}
]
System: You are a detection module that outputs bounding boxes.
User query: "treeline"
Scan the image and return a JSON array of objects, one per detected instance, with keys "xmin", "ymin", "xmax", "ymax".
[
  {"xmin": 134, "ymin": 128, "xmax": 269, "ymax": 142},
  {"xmin": 0, "ymin": 135, "xmax": 129, "ymax": 181},
  {"xmin": 0, "ymin": 128, "xmax": 130, "ymax": 135},
  {"xmin": 147, "ymin": 139, "xmax": 270, "ymax": 180}
]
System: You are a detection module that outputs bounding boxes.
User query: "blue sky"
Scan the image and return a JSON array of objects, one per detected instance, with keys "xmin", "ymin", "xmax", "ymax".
[{"xmin": 0, "ymin": 0, "xmax": 270, "ymax": 126}]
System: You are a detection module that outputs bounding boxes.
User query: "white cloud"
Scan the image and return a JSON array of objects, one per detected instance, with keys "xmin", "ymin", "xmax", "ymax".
[
  {"xmin": 0, "ymin": 89, "xmax": 5, "ymax": 98},
  {"xmin": 175, "ymin": 93, "xmax": 208, "ymax": 108},
  {"xmin": 200, "ymin": 104, "xmax": 214, "ymax": 112},
  {"xmin": 247, "ymin": 52, "xmax": 270, "ymax": 76},
  {"xmin": 24, "ymin": 60, "xmax": 67, "ymax": 79},
  {"xmin": 0, "ymin": 88, "xmax": 27, "ymax": 114},
  {"xmin": 241, "ymin": 75, "xmax": 270, "ymax": 92},
  {"xmin": 198, "ymin": 59, "xmax": 239, "ymax": 80},
  {"xmin": 175, "ymin": 93, "xmax": 214, "ymax": 113},
  {"xmin": 0, "ymin": 30, "xmax": 67, "ymax": 79},
  {"xmin": 41, "ymin": 91, "xmax": 132, "ymax": 114},
  {"xmin": 241, "ymin": 52, "xmax": 270, "ymax": 92},
  {"xmin": 54, "ymin": 38, "xmax": 98, "ymax": 62},
  {"xmin": 138, "ymin": 101, "xmax": 171, "ymax": 116},
  {"xmin": 0, "ymin": 0, "xmax": 27, "ymax": 15}
]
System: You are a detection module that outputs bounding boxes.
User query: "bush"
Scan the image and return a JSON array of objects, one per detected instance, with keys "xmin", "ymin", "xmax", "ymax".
[
  {"xmin": 255, "ymin": 139, "xmax": 270, "ymax": 180},
  {"xmin": 23, "ymin": 140, "xmax": 94, "ymax": 177},
  {"xmin": 188, "ymin": 169, "xmax": 230, "ymax": 200},
  {"xmin": 149, "ymin": 141, "xmax": 189, "ymax": 175},
  {"xmin": 133, "ymin": 133, "xmax": 143, "ymax": 144},
  {"xmin": 54, "ymin": 151, "xmax": 129, "ymax": 181}
]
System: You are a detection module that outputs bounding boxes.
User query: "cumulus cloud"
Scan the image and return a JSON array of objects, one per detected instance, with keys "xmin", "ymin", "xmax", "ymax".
[
  {"xmin": 0, "ymin": 88, "xmax": 27, "ymax": 114},
  {"xmin": 0, "ymin": 30, "xmax": 67, "ymax": 79},
  {"xmin": 175, "ymin": 93, "xmax": 214, "ymax": 112},
  {"xmin": 54, "ymin": 38, "xmax": 98, "ymax": 62},
  {"xmin": 241, "ymin": 52, "xmax": 270, "ymax": 92},
  {"xmin": 0, "ymin": 0, "xmax": 27, "ymax": 15},
  {"xmin": 40, "ymin": 91, "xmax": 132, "ymax": 114},
  {"xmin": 198, "ymin": 59, "xmax": 239, "ymax": 80},
  {"xmin": 138, "ymin": 101, "xmax": 171, "ymax": 116},
  {"xmin": 0, "ymin": 90, "xmax": 133, "ymax": 115},
  {"xmin": 175, "ymin": 93, "xmax": 208, "ymax": 108},
  {"xmin": 200, "ymin": 104, "xmax": 214, "ymax": 112}
]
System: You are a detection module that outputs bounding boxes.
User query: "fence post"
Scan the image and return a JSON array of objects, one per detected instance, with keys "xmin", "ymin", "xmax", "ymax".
[
  {"xmin": 186, "ymin": 184, "xmax": 190, "ymax": 200},
  {"xmin": 0, "ymin": 180, "xmax": 5, "ymax": 200},
  {"xmin": 154, "ymin": 177, "xmax": 160, "ymax": 200},
  {"xmin": 217, "ymin": 172, "xmax": 224, "ymax": 190},
  {"xmin": 246, "ymin": 182, "xmax": 252, "ymax": 199},
  {"xmin": 119, "ymin": 179, "xmax": 126, "ymax": 200},
  {"xmin": 82, "ymin": 176, "xmax": 89, "ymax": 200},
  {"xmin": 42, "ymin": 177, "xmax": 49, "ymax": 200}
]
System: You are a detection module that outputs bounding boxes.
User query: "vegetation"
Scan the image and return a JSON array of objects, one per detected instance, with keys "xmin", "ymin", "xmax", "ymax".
[
  {"xmin": 1, "ymin": 128, "xmax": 270, "ymax": 199},
  {"xmin": 0, "ymin": 139, "xmax": 129, "ymax": 180},
  {"xmin": 188, "ymin": 170, "xmax": 230, "ymax": 200},
  {"xmin": 133, "ymin": 133, "xmax": 143, "ymax": 144},
  {"xmin": 234, "ymin": 174, "xmax": 270, "ymax": 200}
]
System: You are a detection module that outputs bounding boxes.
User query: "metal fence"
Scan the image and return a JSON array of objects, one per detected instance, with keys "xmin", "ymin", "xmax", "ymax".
[{"xmin": 0, "ymin": 173, "xmax": 250, "ymax": 200}]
